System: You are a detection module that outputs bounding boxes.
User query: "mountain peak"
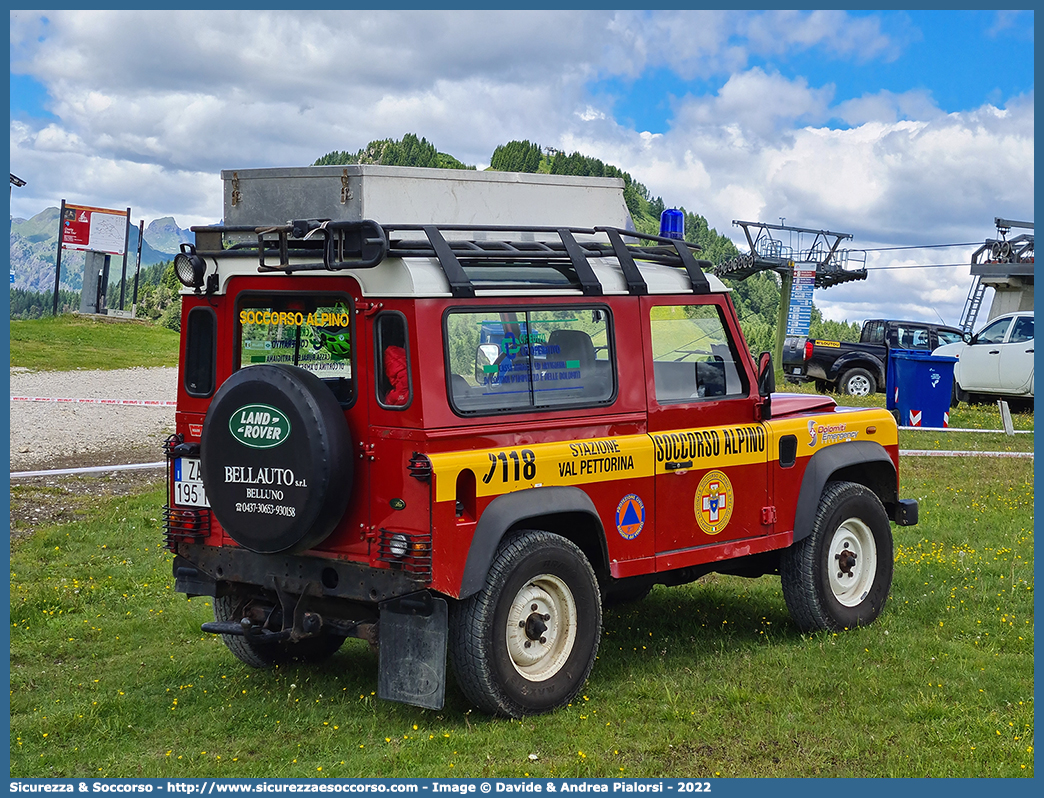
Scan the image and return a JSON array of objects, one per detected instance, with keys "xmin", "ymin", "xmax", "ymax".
[{"xmin": 144, "ymin": 217, "xmax": 192, "ymax": 253}]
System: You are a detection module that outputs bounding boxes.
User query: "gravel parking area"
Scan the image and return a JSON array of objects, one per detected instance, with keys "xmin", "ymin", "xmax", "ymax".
[
  {"xmin": 10, "ymin": 367, "xmax": 177, "ymax": 539},
  {"xmin": 10, "ymin": 366, "xmax": 177, "ymax": 472}
]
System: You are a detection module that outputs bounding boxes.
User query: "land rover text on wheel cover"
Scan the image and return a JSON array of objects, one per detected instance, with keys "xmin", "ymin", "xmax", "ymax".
[{"xmin": 164, "ymin": 165, "xmax": 918, "ymax": 716}]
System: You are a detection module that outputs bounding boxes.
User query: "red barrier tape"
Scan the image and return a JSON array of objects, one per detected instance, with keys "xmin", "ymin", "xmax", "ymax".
[{"xmin": 10, "ymin": 396, "xmax": 176, "ymax": 407}]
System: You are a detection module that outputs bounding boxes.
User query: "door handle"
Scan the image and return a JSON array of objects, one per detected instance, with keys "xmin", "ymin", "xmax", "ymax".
[
  {"xmin": 988, "ymin": 350, "xmax": 1000, "ymax": 355},
  {"xmin": 665, "ymin": 461, "xmax": 693, "ymax": 471},
  {"xmin": 1026, "ymin": 348, "xmax": 1034, "ymax": 353}
]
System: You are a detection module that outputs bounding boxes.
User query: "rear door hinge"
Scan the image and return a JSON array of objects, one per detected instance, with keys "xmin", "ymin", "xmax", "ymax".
[
  {"xmin": 355, "ymin": 300, "xmax": 383, "ymax": 317},
  {"xmin": 761, "ymin": 506, "xmax": 777, "ymax": 525}
]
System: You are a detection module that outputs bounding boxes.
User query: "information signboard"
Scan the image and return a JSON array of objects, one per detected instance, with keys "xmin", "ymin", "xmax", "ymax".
[
  {"xmin": 61, "ymin": 203, "xmax": 129, "ymax": 255},
  {"xmin": 785, "ymin": 263, "xmax": 817, "ymax": 338}
]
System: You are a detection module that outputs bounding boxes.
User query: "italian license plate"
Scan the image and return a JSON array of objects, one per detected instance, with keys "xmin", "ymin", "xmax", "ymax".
[{"xmin": 174, "ymin": 458, "xmax": 209, "ymax": 508}]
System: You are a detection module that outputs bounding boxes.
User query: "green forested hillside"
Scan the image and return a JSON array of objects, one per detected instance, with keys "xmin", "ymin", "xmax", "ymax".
[{"xmin": 313, "ymin": 133, "xmax": 474, "ymax": 170}]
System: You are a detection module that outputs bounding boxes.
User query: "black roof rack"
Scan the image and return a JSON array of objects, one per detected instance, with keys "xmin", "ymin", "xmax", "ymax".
[{"xmin": 189, "ymin": 220, "xmax": 712, "ymax": 297}]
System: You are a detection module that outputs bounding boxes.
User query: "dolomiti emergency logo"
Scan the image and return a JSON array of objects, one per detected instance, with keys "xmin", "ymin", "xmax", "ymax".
[
  {"xmin": 694, "ymin": 470, "xmax": 733, "ymax": 535},
  {"xmin": 230, "ymin": 403, "xmax": 291, "ymax": 449},
  {"xmin": 808, "ymin": 418, "xmax": 858, "ymax": 447}
]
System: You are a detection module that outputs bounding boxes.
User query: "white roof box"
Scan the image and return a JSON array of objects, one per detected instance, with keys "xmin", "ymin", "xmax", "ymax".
[{"xmin": 221, "ymin": 165, "xmax": 635, "ymax": 230}]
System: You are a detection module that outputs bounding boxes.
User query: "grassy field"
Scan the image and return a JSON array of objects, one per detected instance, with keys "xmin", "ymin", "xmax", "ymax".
[
  {"xmin": 9, "ymin": 451, "xmax": 1033, "ymax": 778},
  {"xmin": 9, "ymin": 315, "xmax": 180, "ymax": 370}
]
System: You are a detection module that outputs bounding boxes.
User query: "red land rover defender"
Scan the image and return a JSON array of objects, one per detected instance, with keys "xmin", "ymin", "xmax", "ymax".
[{"xmin": 164, "ymin": 166, "xmax": 917, "ymax": 717}]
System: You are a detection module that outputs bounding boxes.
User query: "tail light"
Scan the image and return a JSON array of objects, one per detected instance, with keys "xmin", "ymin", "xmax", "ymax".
[
  {"xmin": 377, "ymin": 529, "xmax": 433, "ymax": 579},
  {"xmin": 803, "ymin": 340, "xmax": 814, "ymax": 361}
]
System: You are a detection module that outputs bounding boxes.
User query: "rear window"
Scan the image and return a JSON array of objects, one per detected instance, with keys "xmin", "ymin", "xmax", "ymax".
[
  {"xmin": 1010, "ymin": 316, "xmax": 1034, "ymax": 343},
  {"xmin": 445, "ymin": 306, "xmax": 614, "ymax": 414},
  {"xmin": 236, "ymin": 293, "xmax": 354, "ymax": 403}
]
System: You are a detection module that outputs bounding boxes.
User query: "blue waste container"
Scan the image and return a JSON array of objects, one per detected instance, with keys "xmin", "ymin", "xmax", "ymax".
[
  {"xmin": 885, "ymin": 347, "xmax": 919, "ymax": 411},
  {"xmin": 893, "ymin": 352, "xmax": 957, "ymax": 427}
]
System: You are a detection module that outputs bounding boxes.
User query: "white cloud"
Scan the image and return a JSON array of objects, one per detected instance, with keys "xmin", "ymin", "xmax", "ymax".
[
  {"xmin": 834, "ymin": 89, "xmax": 942, "ymax": 126},
  {"xmin": 672, "ymin": 68, "xmax": 835, "ymax": 140},
  {"xmin": 743, "ymin": 10, "xmax": 905, "ymax": 63}
]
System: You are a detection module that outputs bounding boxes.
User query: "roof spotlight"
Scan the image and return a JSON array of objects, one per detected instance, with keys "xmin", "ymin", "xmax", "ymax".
[{"xmin": 174, "ymin": 243, "xmax": 207, "ymax": 291}]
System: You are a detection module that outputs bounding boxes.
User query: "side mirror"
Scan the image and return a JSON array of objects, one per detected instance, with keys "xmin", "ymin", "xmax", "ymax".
[
  {"xmin": 757, "ymin": 351, "xmax": 775, "ymax": 397},
  {"xmin": 755, "ymin": 351, "xmax": 774, "ymax": 421}
]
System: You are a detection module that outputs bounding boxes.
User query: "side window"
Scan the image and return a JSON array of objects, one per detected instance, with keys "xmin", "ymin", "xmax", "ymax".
[
  {"xmin": 236, "ymin": 294, "xmax": 354, "ymax": 403},
  {"xmin": 445, "ymin": 307, "xmax": 613, "ymax": 414},
  {"xmin": 650, "ymin": 304, "xmax": 749, "ymax": 403},
  {"xmin": 975, "ymin": 317, "xmax": 1013, "ymax": 345},
  {"xmin": 1009, "ymin": 316, "xmax": 1034, "ymax": 343},
  {"xmin": 896, "ymin": 325, "xmax": 930, "ymax": 349},
  {"xmin": 936, "ymin": 329, "xmax": 964, "ymax": 346},
  {"xmin": 183, "ymin": 306, "xmax": 216, "ymax": 397},
  {"xmin": 375, "ymin": 312, "xmax": 411, "ymax": 409},
  {"xmin": 864, "ymin": 321, "xmax": 884, "ymax": 345}
]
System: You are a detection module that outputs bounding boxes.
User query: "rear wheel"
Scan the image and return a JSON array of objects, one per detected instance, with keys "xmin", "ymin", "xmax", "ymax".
[
  {"xmin": 214, "ymin": 593, "xmax": 346, "ymax": 668},
  {"xmin": 450, "ymin": 531, "xmax": 601, "ymax": 717},
  {"xmin": 780, "ymin": 481, "xmax": 893, "ymax": 632},
  {"xmin": 839, "ymin": 368, "xmax": 876, "ymax": 397}
]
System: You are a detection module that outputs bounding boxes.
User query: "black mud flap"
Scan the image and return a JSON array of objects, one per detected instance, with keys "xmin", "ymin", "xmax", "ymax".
[
  {"xmin": 896, "ymin": 498, "xmax": 919, "ymax": 526},
  {"xmin": 377, "ymin": 591, "xmax": 447, "ymax": 710}
]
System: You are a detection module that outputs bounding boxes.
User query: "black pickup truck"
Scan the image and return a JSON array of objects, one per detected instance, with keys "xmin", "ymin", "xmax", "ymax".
[{"xmin": 783, "ymin": 319, "xmax": 966, "ymax": 396}]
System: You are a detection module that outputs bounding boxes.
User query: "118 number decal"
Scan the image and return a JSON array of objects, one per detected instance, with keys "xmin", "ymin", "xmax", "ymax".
[{"xmin": 482, "ymin": 449, "xmax": 537, "ymax": 484}]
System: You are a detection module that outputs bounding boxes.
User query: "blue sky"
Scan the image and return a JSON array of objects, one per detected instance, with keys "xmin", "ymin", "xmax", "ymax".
[
  {"xmin": 594, "ymin": 10, "xmax": 1034, "ymax": 134},
  {"xmin": 8, "ymin": 9, "xmax": 1034, "ymax": 325},
  {"xmin": 11, "ymin": 74, "xmax": 54, "ymax": 121}
]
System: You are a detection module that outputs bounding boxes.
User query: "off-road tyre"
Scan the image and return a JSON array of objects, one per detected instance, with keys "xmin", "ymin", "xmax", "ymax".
[
  {"xmin": 839, "ymin": 368, "xmax": 876, "ymax": 397},
  {"xmin": 449, "ymin": 530, "xmax": 601, "ymax": 717},
  {"xmin": 780, "ymin": 481, "xmax": 893, "ymax": 632},
  {"xmin": 814, "ymin": 379, "xmax": 829, "ymax": 394},
  {"xmin": 200, "ymin": 364, "xmax": 353, "ymax": 554},
  {"xmin": 214, "ymin": 594, "xmax": 346, "ymax": 668}
]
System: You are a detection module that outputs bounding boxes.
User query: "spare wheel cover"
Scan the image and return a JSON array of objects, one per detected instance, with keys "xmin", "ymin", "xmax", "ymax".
[{"xmin": 200, "ymin": 364, "xmax": 353, "ymax": 554}]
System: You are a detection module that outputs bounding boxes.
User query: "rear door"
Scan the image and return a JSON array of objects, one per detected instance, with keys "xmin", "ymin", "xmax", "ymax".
[
  {"xmin": 998, "ymin": 315, "xmax": 1034, "ymax": 393},
  {"xmin": 642, "ymin": 297, "xmax": 770, "ymax": 566}
]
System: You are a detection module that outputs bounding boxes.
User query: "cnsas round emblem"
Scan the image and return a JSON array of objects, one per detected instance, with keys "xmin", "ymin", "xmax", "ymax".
[{"xmin": 694, "ymin": 470, "xmax": 734, "ymax": 535}]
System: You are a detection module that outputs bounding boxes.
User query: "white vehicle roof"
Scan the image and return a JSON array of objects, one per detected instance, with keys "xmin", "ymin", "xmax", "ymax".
[{"xmin": 191, "ymin": 222, "xmax": 729, "ymax": 299}]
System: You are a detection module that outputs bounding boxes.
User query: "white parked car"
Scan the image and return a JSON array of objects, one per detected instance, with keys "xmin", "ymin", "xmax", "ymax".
[{"xmin": 933, "ymin": 311, "xmax": 1034, "ymax": 404}]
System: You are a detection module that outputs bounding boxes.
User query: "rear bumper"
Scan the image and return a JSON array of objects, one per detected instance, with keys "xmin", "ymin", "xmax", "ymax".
[{"xmin": 172, "ymin": 543, "xmax": 428, "ymax": 603}]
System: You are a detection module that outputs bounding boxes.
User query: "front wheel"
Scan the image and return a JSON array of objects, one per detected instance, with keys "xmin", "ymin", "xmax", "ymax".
[
  {"xmin": 450, "ymin": 530, "xmax": 601, "ymax": 717},
  {"xmin": 780, "ymin": 481, "xmax": 893, "ymax": 632}
]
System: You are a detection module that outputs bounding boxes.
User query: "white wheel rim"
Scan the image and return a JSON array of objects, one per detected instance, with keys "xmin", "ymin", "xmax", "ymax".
[
  {"xmin": 827, "ymin": 518, "xmax": 877, "ymax": 607},
  {"xmin": 505, "ymin": 574, "xmax": 577, "ymax": 681},
  {"xmin": 847, "ymin": 375, "xmax": 871, "ymax": 396}
]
